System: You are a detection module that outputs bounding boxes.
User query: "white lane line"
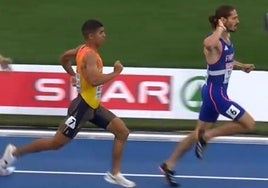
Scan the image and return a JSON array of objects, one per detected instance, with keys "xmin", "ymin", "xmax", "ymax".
[
  {"xmin": 14, "ymin": 170, "xmax": 268, "ymax": 181},
  {"xmin": 1, "ymin": 129, "xmax": 268, "ymax": 144}
]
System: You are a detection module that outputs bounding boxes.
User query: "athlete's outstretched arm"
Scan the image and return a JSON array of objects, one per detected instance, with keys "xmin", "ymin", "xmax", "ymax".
[
  {"xmin": 233, "ymin": 60, "xmax": 255, "ymax": 73},
  {"xmin": 82, "ymin": 51, "xmax": 122, "ymax": 86}
]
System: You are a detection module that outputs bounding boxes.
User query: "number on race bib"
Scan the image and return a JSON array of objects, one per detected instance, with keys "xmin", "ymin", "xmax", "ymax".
[
  {"xmin": 65, "ymin": 116, "xmax": 76, "ymax": 129},
  {"xmin": 226, "ymin": 105, "xmax": 240, "ymax": 119}
]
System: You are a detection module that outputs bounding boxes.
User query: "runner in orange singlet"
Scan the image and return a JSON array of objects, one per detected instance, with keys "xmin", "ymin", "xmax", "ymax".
[{"xmin": 0, "ymin": 19, "xmax": 136, "ymax": 188}]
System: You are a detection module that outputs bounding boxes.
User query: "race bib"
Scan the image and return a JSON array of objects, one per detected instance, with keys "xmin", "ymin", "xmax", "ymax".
[
  {"xmin": 65, "ymin": 116, "xmax": 76, "ymax": 129},
  {"xmin": 226, "ymin": 105, "xmax": 240, "ymax": 119},
  {"xmin": 76, "ymin": 73, "xmax": 81, "ymax": 93},
  {"xmin": 95, "ymin": 85, "xmax": 103, "ymax": 99}
]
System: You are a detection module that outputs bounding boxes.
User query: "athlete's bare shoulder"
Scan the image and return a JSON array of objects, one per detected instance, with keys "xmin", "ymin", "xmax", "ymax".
[{"xmin": 75, "ymin": 44, "xmax": 85, "ymax": 51}]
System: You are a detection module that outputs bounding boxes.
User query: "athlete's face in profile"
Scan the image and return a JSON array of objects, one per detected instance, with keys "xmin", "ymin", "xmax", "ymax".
[
  {"xmin": 224, "ymin": 9, "xmax": 240, "ymax": 32},
  {"xmin": 93, "ymin": 27, "xmax": 106, "ymax": 45}
]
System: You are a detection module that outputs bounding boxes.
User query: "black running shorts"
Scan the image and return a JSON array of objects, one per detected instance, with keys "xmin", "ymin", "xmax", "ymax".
[{"xmin": 59, "ymin": 94, "xmax": 116, "ymax": 138}]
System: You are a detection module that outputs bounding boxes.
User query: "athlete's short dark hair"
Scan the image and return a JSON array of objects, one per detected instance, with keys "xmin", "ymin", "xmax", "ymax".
[
  {"xmin": 208, "ymin": 5, "xmax": 236, "ymax": 29},
  {"xmin": 81, "ymin": 19, "xmax": 103, "ymax": 38}
]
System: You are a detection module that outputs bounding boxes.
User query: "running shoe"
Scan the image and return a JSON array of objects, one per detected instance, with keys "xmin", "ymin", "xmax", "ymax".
[
  {"xmin": 195, "ymin": 130, "xmax": 207, "ymax": 159},
  {"xmin": 0, "ymin": 144, "xmax": 16, "ymax": 176},
  {"xmin": 0, "ymin": 166, "xmax": 15, "ymax": 176},
  {"xmin": 159, "ymin": 163, "xmax": 179, "ymax": 187},
  {"xmin": 104, "ymin": 171, "xmax": 136, "ymax": 187}
]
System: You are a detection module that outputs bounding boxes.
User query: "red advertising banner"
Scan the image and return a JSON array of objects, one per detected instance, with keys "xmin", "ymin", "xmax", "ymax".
[
  {"xmin": 102, "ymin": 75, "xmax": 171, "ymax": 110},
  {"xmin": 0, "ymin": 71, "xmax": 171, "ymax": 111},
  {"xmin": 0, "ymin": 71, "xmax": 72, "ymax": 107}
]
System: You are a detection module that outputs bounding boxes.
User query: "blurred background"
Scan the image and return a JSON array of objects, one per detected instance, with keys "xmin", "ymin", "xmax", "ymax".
[{"xmin": 0, "ymin": 0, "xmax": 267, "ymax": 134}]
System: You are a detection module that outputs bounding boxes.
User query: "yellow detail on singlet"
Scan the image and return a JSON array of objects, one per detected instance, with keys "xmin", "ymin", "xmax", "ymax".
[{"xmin": 75, "ymin": 45, "xmax": 103, "ymax": 109}]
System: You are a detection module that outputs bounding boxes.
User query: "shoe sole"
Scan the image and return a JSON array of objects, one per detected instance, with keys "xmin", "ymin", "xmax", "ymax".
[
  {"xmin": 104, "ymin": 174, "xmax": 136, "ymax": 188},
  {"xmin": 104, "ymin": 175, "xmax": 117, "ymax": 185},
  {"xmin": 0, "ymin": 166, "xmax": 16, "ymax": 176},
  {"xmin": 158, "ymin": 165, "xmax": 164, "ymax": 173}
]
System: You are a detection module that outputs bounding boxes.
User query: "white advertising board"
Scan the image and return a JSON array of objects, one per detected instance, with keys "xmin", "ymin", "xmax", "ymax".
[{"xmin": 0, "ymin": 65, "xmax": 267, "ymax": 121}]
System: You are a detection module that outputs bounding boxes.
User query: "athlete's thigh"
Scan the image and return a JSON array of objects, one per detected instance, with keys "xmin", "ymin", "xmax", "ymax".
[
  {"xmin": 89, "ymin": 105, "xmax": 116, "ymax": 129},
  {"xmin": 199, "ymin": 103, "xmax": 219, "ymax": 122},
  {"xmin": 58, "ymin": 95, "xmax": 90, "ymax": 139},
  {"xmin": 235, "ymin": 111, "xmax": 255, "ymax": 129},
  {"xmin": 217, "ymin": 99, "xmax": 246, "ymax": 121},
  {"xmin": 209, "ymin": 86, "xmax": 245, "ymax": 121},
  {"xmin": 52, "ymin": 129, "xmax": 72, "ymax": 146},
  {"xmin": 199, "ymin": 84, "xmax": 219, "ymax": 122}
]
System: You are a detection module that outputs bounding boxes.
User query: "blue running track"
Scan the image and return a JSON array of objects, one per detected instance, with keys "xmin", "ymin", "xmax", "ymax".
[{"xmin": 0, "ymin": 130, "xmax": 268, "ymax": 188}]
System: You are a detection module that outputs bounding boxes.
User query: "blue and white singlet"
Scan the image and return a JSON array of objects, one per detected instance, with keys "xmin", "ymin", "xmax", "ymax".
[{"xmin": 199, "ymin": 38, "xmax": 245, "ymax": 122}]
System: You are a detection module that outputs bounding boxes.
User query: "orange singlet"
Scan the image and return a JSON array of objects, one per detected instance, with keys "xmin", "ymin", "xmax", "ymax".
[{"xmin": 75, "ymin": 45, "xmax": 103, "ymax": 108}]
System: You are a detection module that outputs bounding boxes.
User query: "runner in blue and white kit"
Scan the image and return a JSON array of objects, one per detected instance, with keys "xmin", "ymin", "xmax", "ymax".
[
  {"xmin": 199, "ymin": 38, "xmax": 244, "ymax": 123},
  {"xmin": 160, "ymin": 5, "xmax": 255, "ymax": 187}
]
